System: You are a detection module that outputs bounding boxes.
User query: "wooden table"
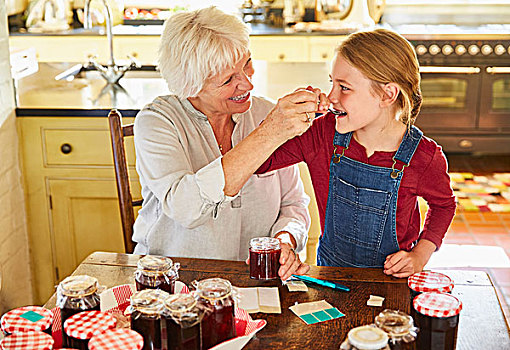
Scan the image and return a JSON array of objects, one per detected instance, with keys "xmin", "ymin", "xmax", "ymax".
[{"xmin": 45, "ymin": 252, "xmax": 510, "ymax": 349}]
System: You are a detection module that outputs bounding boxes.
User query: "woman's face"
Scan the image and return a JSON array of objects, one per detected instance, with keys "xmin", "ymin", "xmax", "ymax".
[
  {"xmin": 191, "ymin": 52, "xmax": 254, "ymax": 118},
  {"xmin": 327, "ymin": 54, "xmax": 384, "ymax": 134}
]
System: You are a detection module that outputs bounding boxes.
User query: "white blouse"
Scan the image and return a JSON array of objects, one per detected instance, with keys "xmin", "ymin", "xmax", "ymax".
[{"xmin": 133, "ymin": 95, "xmax": 310, "ymax": 261}]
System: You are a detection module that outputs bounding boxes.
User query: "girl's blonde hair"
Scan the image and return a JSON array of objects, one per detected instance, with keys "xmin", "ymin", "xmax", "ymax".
[{"xmin": 336, "ymin": 29, "xmax": 422, "ymax": 126}]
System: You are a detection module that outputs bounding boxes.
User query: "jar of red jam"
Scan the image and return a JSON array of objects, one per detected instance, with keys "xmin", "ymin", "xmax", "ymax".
[
  {"xmin": 163, "ymin": 293, "xmax": 207, "ymax": 350},
  {"xmin": 63, "ymin": 311, "xmax": 116, "ymax": 350},
  {"xmin": 195, "ymin": 278, "xmax": 236, "ymax": 349},
  {"xmin": 249, "ymin": 237, "xmax": 281, "ymax": 280},
  {"xmin": 135, "ymin": 255, "xmax": 180, "ymax": 294},
  {"xmin": 128, "ymin": 289, "xmax": 169, "ymax": 350},
  {"xmin": 56, "ymin": 275, "xmax": 101, "ymax": 347},
  {"xmin": 1, "ymin": 306, "xmax": 53, "ymax": 336},
  {"xmin": 408, "ymin": 271, "xmax": 454, "ymax": 299},
  {"xmin": 340, "ymin": 325, "xmax": 389, "ymax": 350},
  {"xmin": 0, "ymin": 330, "xmax": 54, "ymax": 350},
  {"xmin": 374, "ymin": 309, "xmax": 418, "ymax": 350},
  {"xmin": 88, "ymin": 328, "xmax": 144, "ymax": 350},
  {"xmin": 413, "ymin": 292, "xmax": 462, "ymax": 350}
]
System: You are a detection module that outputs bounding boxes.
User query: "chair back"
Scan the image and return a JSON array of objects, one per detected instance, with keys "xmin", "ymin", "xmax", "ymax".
[{"xmin": 108, "ymin": 109, "xmax": 142, "ymax": 253}]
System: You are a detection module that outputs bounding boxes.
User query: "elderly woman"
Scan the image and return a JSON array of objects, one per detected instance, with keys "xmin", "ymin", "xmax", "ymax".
[{"xmin": 133, "ymin": 6, "xmax": 318, "ymax": 279}]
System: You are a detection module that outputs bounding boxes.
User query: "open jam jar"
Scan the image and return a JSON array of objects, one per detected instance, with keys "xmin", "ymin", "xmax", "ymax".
[
  {"xmin": 1, "ymin": 306, "xmax": 53, "ymax": 336},
  {"xmin": 135, "ymin": 255, "xmax": 180, "ymax": 294},
  {"xmin": 340, "ymin": 325, "xmax": 389, "ymax": 350},
  {"xmin": 163, "ymin": 293, "xmax": 207, "ymax": 350},
  {"xmin": 375, "ymin": 309, "xmax": 418, "ymax": 350},
  {"xmin": 249, "ymin": 237, "xmax": 281, "ymax": 280},
  {"xmin": 408, "ymin": 271, "xmax": 454, "ymax": 300},
  {"xmin": 195, "ymin": 278, "xmax": 236, "ymax": 349},
  {"xmin": 56, "ymin": 275, "xmax": 101, "ymax": 347},
  {"xmin": 413, "ymin": 292, "xmax": 462, "ymax": 350},
  {"xmin": 128, "ymin": 289, "xmax": 170, "ymax": 350},
  {"xmin": 63, "ymin": 311, "xmax": 116, "ymax": 350}
]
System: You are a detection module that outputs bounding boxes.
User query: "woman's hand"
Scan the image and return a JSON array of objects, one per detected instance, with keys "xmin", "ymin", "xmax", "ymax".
[
  {"xmin": 278, "ymin": 242, "xmax": 310, "ymax": 281},
  {"xmin": 383, "ymin": 239, "xmax": 436, "ymax": 278}
]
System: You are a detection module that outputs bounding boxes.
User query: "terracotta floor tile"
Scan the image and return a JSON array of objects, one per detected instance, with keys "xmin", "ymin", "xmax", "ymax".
[
  {"xmin": 480, "ymin": 212, "xmax": 505, "ymax": 223},
  {"xmin": 462, "ymin": 212, "xmax": 485, "ymax": 223},
  {"xmin": 473, "ymin": 234, "xmax": 499, "ymax": 246},
  {"xmin": 468, "ymin": 224, "xmax": 509, "ymax": 235},
  {"xmin": 443, "ymin": 234, "xmax": 477, "ymax": 245},
  {"xmin": 495, "ymin": 235, "xmax": 510, "ymax": 249},
  {"xmin": 489, "ymin": 268, "xmax": 510, "ymax": 286}
]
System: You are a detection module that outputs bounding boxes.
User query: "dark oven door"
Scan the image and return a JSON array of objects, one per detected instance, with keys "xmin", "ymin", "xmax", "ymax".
[
  {"xmin": 480, "ymin": 66, "xmax": 510, "ymax": 129},
  {"xmin": 415, "ymin": 66, "xmax": 481, "ymax": 130}
]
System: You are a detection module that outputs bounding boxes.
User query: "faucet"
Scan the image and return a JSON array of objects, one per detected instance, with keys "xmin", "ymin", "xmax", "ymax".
[{"xmin": 83, "ymin": 0, "xmax": 140, "ymax": 84}]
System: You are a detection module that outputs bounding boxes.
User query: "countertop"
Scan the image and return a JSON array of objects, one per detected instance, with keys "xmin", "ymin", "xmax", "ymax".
[{"xmin": 10, "ymin": 23, "xmax": 510, "ymax": 40}]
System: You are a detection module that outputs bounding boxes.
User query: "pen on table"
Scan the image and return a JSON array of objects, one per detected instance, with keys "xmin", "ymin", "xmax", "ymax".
[{"xmin": 291, "ymin": 274, "xmax": 350, "ymax": 292}]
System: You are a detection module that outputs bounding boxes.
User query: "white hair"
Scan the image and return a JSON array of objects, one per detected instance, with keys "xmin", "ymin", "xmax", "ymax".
[{"xmin": 158, "ymin": 6, "xmax": 250, "ymax": 99}]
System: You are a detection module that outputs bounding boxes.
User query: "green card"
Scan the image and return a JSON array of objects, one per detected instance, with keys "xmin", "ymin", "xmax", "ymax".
[{"xmin": 20, "ymin": 311, "xmax": 45, "ymax": 323}]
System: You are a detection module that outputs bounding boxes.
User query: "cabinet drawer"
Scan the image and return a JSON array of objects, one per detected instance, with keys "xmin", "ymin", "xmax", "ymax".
[
  {"xmin": 43, "ymin": 128, "xmax": 136, "ymax": 167},
  {"xmin": 309, "ymin": 37, "xmax": 346, "ymax": 62},
  {"xmin": 250, "ymin": 37, "xmax": 309, "ymax": 62},
  {"xmin": 432, "ymin": 134, "xmax": 510, "ymax": 154}
]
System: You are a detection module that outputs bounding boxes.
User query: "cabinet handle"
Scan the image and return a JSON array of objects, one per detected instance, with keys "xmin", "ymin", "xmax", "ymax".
[
  {"xmin": 60, "ymin": 143, "xmax": 73, "ymax": 154},
  {"xmin": 458, "ymin": 139, "xmax": 473, "ymax": 149},
  {"xmin": 419, "ymin": 66, "xmax": 480, "ymax": 74},
  {"xmin": 278, "ymin": 53, "xmax": 285, "ymax": 60},
  {"xmin": 486, "ymin": 67, "xmax": 510, "ymax": 74},
  {"xmin": 321, "ymin": 53, "xmax": 328, "ymax": 59}
]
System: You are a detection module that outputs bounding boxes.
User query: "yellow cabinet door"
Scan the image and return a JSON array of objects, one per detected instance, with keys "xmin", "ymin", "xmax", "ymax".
[{"xmin": 48, "ymin": 178, "xmax": 131, "ymax": 281}]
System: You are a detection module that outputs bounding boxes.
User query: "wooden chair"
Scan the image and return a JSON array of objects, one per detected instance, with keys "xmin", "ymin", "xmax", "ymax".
[{"xmin": 108, "ymin": 109, "xmax": 142, "ymax": 253}]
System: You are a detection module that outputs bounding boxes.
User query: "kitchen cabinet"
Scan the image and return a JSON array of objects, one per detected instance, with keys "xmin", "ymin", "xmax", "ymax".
[{"xmin": 18, "ymin": 116, "xmax": 140, "ymax": 304}]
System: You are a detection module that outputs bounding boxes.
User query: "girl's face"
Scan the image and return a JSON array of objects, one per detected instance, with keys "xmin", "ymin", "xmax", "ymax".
[
  {"xmin": 190, "ymin": 52, "xmax": 254, "ymax": 118},
  {"xmin": 327, "ymin": 54, "xmax": 385, "ymax": 134}
]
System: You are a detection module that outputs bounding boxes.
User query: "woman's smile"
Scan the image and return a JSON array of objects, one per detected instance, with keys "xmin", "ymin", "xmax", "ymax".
[{"xmin": 229, "ymin": 91, "xmax": 251, "ymax": 103}]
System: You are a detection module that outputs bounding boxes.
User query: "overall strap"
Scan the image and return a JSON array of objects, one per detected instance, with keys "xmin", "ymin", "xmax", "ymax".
[
  {"xmin": 331, "ymin": 131, "xmax": 353, "ymax": 163},
  {"xmin": 390, "ymin": 126, "xmax": 423, "ymax": 179}
]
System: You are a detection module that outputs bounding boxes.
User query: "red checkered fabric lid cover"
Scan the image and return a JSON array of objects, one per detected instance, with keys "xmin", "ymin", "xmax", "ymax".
[
  {"xmin": 408, "ymin": 271, "xmax": 454, "ymax": 293},
  {"xmin": 63, "ymin": 310, "xmax": 116, "ymax": 340},
  {"xmin": 413, "ymin": 292, "xmax": 462, "ymax": 318},
  {"xmin": 88, "ymin": 328, "xmax": 144, "ymax": 350},
  {"xmin": 1, "ymin": 306, "xmax": 53, "ymax": 334},
  {"xmin": 0, "ymin": 330, "xmax": 54, "ymax": 349}
]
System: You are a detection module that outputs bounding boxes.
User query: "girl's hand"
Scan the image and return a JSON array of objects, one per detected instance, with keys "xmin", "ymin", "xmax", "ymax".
[
  {"xmin": 383, "ymin": 239, "xmax": 437, "ymax": 278},
  {"xmin": 278, "ymin": 242, "xmax": 310, "ymax": 281}
]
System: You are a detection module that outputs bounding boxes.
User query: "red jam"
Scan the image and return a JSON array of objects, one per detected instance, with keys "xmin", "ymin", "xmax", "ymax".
[
  {"xmin": 56, "ymin": 275, "xmax": 101, "ymax": 348},
  {"xmin": 129, "ymin": 289, "xmax": 170, "ymax": 350},
  {"xmin": 196, "ymin": 278, "xmax": 236, "ymax": 349},
  {"xmin": 163, "ymin": 294, "xmax": 204, "ymax": 350},
  {"xmin": 249, "ymin": 237, "xmax": 281, "ymax": 280},
  {"xmin": 135, "ymin": 255, "xmax": 180, "ymax": 294}
]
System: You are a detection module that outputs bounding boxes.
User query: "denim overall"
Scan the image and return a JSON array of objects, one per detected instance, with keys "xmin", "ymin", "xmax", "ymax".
[{"xmin": 317, "ymin": 126, "xmax": 423, "ymax": 268}]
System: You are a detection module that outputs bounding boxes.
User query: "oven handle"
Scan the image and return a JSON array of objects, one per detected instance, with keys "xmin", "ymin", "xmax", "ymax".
[
  {"xmin": 419, "ymin": 66, "xmax": 481, "ymax": 74},
  {"xmin": 486, "ymin": 67, "xmax": 510, "ymax": 74}
]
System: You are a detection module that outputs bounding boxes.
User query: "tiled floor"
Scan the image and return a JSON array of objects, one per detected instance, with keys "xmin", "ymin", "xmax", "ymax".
[{"xmin": 435, "ymin": 210, "xmax": 510, "ymax": 324}]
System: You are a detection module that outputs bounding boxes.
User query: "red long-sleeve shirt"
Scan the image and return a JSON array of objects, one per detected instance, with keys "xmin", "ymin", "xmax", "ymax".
[{"xmin": 258, "ymin": 113, "xmax": 456, "ymax": 251}]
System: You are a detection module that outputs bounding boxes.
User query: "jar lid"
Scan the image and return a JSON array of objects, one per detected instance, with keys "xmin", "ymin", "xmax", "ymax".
[
  {"xmin": 130, "ymin": 289, "xmax": 169, "ymax": 316},
  {"xmin": 0, "ymin": 330, "xmax": 54, "ymax": 350},
  {"xmin": 1, "ymin": 306, "xmax": 53, "ymax": 334},
  {"xmin": 58, "ymin": 275, "xmax": 99, "ymax": 298},
  {"xmin": 413, "ymin": 292, "xmax": 462, "ymax": 318},
  {"xmin": 408, "ymin": 271, "xmax": 453, "ymax": 293},
  {"xmin": 250, "ymin": 237, "xmax": 281, "ymax": 251},
  {"xmin": 63, "ymin": 311, "xmax": 116, "ymax": 340},
  {"xmin": 196, "ymin": 278, "xmax": 232, "ymax": 301},
  {"xmin": 89, "ymin": 328, "xmax": 144, "ymax": 350},
  {"xmin": 374, "ymin": 309, "xmax": 413, "ymax": 337},
  {"xmin": 164, "ymin": 294, "xmax": 198, "ymax": 314},
  {"xmin": 347, "ymin": 325, "xmax": 388, "ymax": 350}
]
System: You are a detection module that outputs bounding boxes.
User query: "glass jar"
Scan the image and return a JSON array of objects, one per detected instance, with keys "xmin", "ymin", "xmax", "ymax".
[
  {"xmin": 63, "ymin": 310, "xmax": 116, "ymax": 350},
  {"xmin": 88, "ymin": 328, "xmax": 144, "ymax": 350},
  {"xmin": 340, "ymin": 325, "xmax": 389, "ymax": 350},
  {"xmin": 195, "ymin": 278, "xmax": 236, "ymax": 349},
  {"xmin": 128, "ymin": 289, "xmax": 170, "ymax": 350},
  {"xmin": 135, "ymin": 255, "xmax": 180, "ymax": 294},
  {"xmin": 1, "ymin": 306, "xmax": 53, "ymax": 336},
  {"xmin": 375, "ymin": 310, "xmax": 418, "ymax": 350},
  {"xmin": 56, "ymin": 275, "xmax": 101, "ymax": 347},
  {"xmin": 407, "ymin": 271, "xmax": 454, "ymax": 299},
  {"xmin": 0, "ymin": 330, "xmax": 54, "ymax": 350},
  {"xmin": 163, "ymin": 293, "xmax": 207, "ymax": 350},
  {"xmin": 413, "ymin": 292, "xmax": 462, "ymax": 350},
  {"xmin": 249, "ymin": 237, "xmax": 281, "ymax": 280}
]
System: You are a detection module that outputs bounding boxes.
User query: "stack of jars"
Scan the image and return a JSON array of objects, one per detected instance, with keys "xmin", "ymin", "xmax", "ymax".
[
  {"xmin": 408, "ymin": 271, "xmax": 462, "ymax": 350},
  {"xmin": 0, "ymin": 306, "xmax": 55, "ymax": 350}
]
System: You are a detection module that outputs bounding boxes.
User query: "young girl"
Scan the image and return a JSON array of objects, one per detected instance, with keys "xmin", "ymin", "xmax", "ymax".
[{"xmin": 257, "ymin": 29, "xmax": 457, "ymax": 278}]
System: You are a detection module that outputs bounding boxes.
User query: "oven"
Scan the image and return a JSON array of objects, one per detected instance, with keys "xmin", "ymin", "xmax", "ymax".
[{"xmin": 410, "ymin": 39, "xmax": 510, "ymax": 153}]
